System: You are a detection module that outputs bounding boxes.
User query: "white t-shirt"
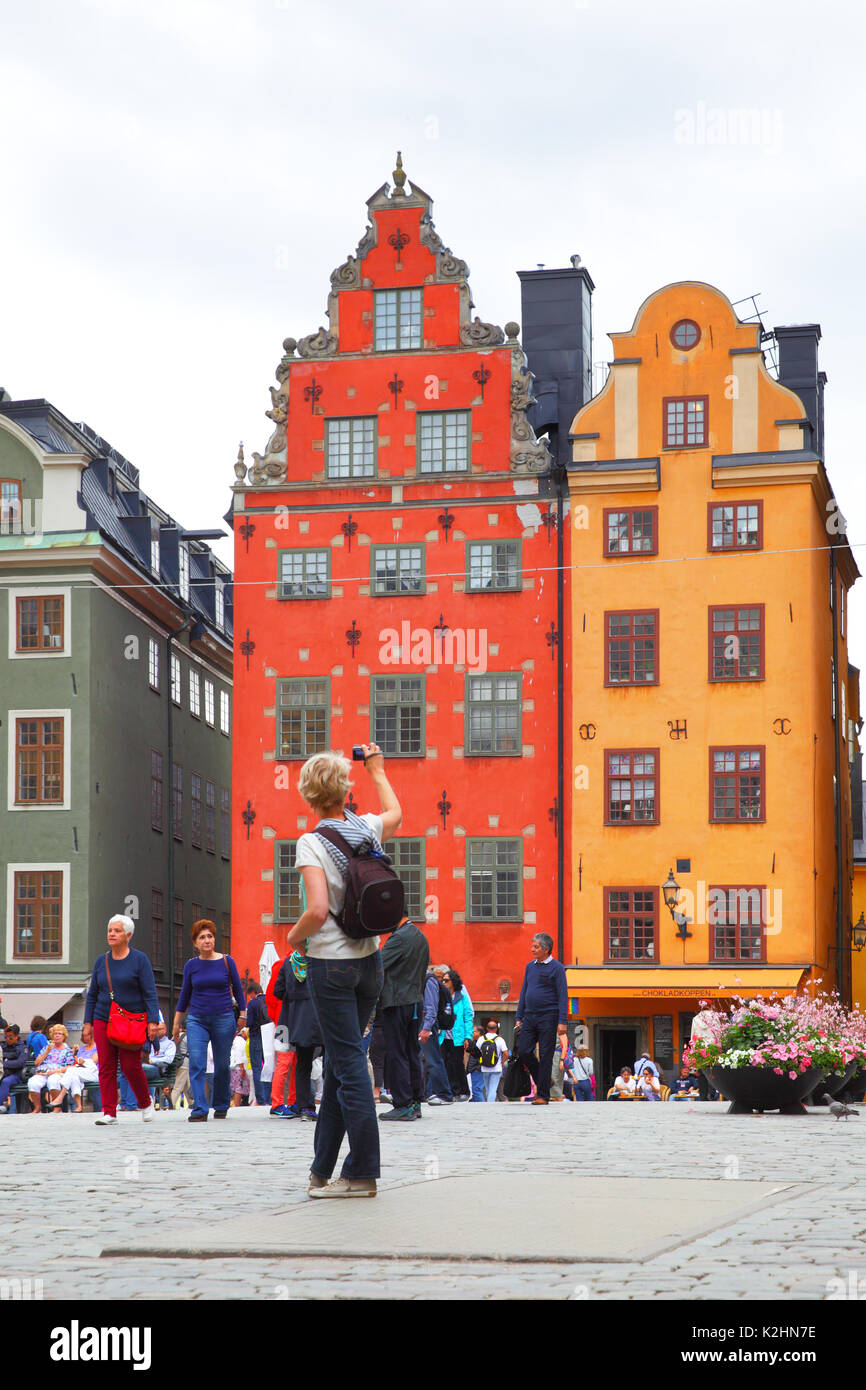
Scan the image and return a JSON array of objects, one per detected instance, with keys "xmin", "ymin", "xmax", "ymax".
[
  {"xmin": 614, "ymin": 1075, "xmax": 635, "ymax": 1094},
  {"xmin": 480, "ymin": 1034, "xmax": 508, "ymax": 1074},
  {"xmin": 295, "ymin": 812, "xmax": 384, "ymax": 960}
]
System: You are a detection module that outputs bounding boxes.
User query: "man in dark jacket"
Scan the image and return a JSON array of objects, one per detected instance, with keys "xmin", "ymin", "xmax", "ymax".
[
  {"xmin": 515, "ymin": 932, "xmax": 569, "ymax": 1105},
  {"xmin": 379, "ymin": 917, "xmax": 430, "ymax": 1121},
  {"xmin": 0, "ymin": 1026, "xmax": 29, "ymax": 1113},
  {"xmin": 244, "ymin": 985, "xmax": 271, "ymax": 1107}
]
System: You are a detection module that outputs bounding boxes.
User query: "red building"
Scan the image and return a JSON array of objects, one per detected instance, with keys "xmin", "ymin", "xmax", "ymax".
[{"xmin": 230, "ymin": 156, "xmax": 570, "ymax": 1017}]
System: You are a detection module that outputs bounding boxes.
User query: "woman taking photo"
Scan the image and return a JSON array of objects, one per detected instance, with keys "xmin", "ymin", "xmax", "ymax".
[
  {"xmin": 288, "ymin": 743, "xmax": 401, "ymax": 1198},
  {"xmin": 172, "ymin": 920, "xmax": 246, "ymax": 1122},
  {"xmin": 84, "ymin": 914, "xmax": 160, "ymax": 1125}
]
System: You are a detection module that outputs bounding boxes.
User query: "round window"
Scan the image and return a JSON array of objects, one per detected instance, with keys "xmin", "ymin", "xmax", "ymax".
[{"xmin": 671, "ymin": 319, "xmax": 701, "ymax": 350}]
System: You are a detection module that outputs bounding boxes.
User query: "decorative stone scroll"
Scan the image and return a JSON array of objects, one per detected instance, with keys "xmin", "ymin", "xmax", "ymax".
[
  {"xmin": 296, "ymin": 326, "xmax": 338, "ymax": 359},
  {"xmin": 510, "ymin": 340, "xmax": 552, "ymax": 476},
  {"xmin": 459, "ymin": 317, "xmax": 505, "ymax": 348}
]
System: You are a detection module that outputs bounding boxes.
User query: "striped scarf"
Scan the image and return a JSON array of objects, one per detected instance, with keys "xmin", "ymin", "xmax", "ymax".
[{"xmin": 314, "ymin": 809, "xmax": 385, "ymax": 874}]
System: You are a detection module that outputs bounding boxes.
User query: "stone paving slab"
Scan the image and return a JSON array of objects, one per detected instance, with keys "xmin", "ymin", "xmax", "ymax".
[
  {"xmin": 2, "ymin": 1102, "xmax": 865, "ymax": 1299},
  {"xmin": 103, "ymin": 1174, "xmax": 796, "ymax": 1264}
]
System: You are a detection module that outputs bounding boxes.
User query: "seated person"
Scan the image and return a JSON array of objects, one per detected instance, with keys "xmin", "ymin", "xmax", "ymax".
[
  {"xmin": 27, "ymin": 1015, "xmax": 50, "ymax": 1061},
  {"xmin": 637, "ymin": 1065, "xmax": 662, "ymax": 1101},
  {"xmin": 634, "ymin": 1052, "xmax": 660, "ymax": 1080},
  {"xmin": 611, "ymin": 1066, "xmax": 637, "ymax": 1098},
  {"xmin": 56, "ymin": 1022, "xmax": 100, "ymax": 1113},
  {"xmin": 27, "ymin": 1024, "xmax": 76, "ymax": 1111},
  {"xmin": 0, "ymin": 1025, "xmax": 30, "ymax": 1112},
  {"xmin": 144, "ymin": 1021, "xmax": 177, "ymax": 1104},
  {"xmin": 670, "ymin": 1065, "xmax": 700, "ymax": 1100}
]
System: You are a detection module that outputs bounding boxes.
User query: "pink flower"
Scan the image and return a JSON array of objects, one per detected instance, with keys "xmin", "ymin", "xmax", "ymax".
[
  {"xmin": 789, "ymin": 1071, "xmax": 797, "ymax": 1079},
  {"xmin": 774, "ymin": 1067, "xmax": 783, "ymax": 1074}
]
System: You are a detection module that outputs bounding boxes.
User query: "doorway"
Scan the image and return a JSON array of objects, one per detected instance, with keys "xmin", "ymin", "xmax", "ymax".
[{"xmin": 599, "ymin": 1027, "xmax": 641, "ymax": 1097}]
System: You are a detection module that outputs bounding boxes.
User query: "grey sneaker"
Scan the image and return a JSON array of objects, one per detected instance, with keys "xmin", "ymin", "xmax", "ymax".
[
  {"xmin": 428, "ymin": 1095, "xmax": 453, "ymax": 1105},
  {"xmin": 94, "ymin": 1115, "xmax": 117, "ymax": 1125},
  {"xmin": 309, "ymin": 1177, "xmax": 377, "ymax": 1199}
]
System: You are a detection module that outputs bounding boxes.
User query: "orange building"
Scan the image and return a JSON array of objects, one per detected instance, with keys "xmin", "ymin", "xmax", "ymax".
[
  {"xmin": 564, "ymin": 283, "xmax": 859, "ymax": 1088},
  {"xmin": 228, "ymin": 158, "xmax": 581, "ymax": 1017}
]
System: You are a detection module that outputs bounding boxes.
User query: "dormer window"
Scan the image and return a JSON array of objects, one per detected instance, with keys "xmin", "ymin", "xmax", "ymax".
[
  {"xmin": 374, "ymin": 289, "xmax": 422, "ymax": 350},
  {"xmin": 1, "ymin": 479, "xmax": 22, "ymax": 526},
  {"xmin": 150, "ymin": 529, "xmax": 160, "ymax": 576},
  {"xmin": 178, "ymin": 543, "xmax": 190, "ymax": 602},
  {"xmin": 215, "ymin": 582, "xmax": 225, "ymax": 630}
]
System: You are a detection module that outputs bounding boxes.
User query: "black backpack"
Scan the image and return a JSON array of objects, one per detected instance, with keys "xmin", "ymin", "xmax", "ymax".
[
  {"xmin": 436, "ymin": 982, "xmax": 454, "ymax": 1031},
  {"xmin": 479, "ymin": 1036, "xmax": 499, "ymax": 1068},
  {"xmin": 315, "ymin": 827, "xmax": 405, "ymax": 940}
]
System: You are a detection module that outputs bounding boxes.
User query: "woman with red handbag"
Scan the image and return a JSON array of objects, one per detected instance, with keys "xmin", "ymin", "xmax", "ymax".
[{"xmin": 84, "ymin": 914, "xmax": 160, "ymax": 1126}]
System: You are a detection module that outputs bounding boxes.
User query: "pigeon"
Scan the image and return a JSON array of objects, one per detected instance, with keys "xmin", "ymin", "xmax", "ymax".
[{"xmin": 821, "ymin": 1096, "xmax": 859, "ymax": 1121}]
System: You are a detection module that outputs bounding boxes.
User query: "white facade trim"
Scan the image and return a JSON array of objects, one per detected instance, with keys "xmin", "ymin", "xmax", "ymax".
[
  {"xmin": 5, "ymin": 862, "xmax": 72, "ymax": 966},
  {"xmin": 7, "ymin": 708, "xmax": 72, "ymax": 812},
  {"xmin": 7, "ymin": 585, "xmax": 72, "ymax": 660}
]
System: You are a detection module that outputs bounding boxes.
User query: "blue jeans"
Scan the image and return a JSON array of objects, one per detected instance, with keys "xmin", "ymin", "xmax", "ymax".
[
  {"xmin": 306, "ymin": 953, "xmax": 383, "ymax": 1181},
  {"xmin": 186, "ymin": 1012, "xmax": 236, "ymax": 1117},
  {"xmin": 574, "ymin": 1078, "xmax": 594, "ymax": 1101},
  {"xmin": 118, "ymin": 1073, "xmax": 137, "ymax": 1110},
  {"xmin": 469, "ymin": 1071, "xmax": 485, "ymax": 1102},
  {"xmin": 420, "ymin": 1034, "xmax": 453, "ymax": 1099},
  {"xmin": 483, "ymin": 1071, "xmax": 501, "ymax": 1102},
  {"xmin": 248, "ymin": 1036, "xmax": 270, "ymax": 1106}
]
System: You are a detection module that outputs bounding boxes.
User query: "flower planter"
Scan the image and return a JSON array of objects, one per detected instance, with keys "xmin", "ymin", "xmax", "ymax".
[
  {"xmin": 706, "ymin": 1065, "xmax": 828, "ymax": 1116},
  {"xmin": 816, "ymin": 1060, "xmax": 859, "ymax": 1100}
]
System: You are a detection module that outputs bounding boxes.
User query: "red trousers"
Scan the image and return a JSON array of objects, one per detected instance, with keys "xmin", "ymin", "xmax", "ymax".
[
  {"xmin": 270, "ymin": 1050, "xmax": 297, "ymax": 1107},
  {"xmin": 93, "ymin": 1018, "xmax": 151, "ymax": 1116}
]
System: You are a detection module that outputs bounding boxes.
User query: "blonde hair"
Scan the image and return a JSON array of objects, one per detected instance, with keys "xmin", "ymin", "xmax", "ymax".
[
  {"xmin": 48, "ymin": 1023, "xmax": 69, "ymax": 1042},
  {"xmin": 298, "ymin": 752, "xmax": 352, "ymax": 815}
]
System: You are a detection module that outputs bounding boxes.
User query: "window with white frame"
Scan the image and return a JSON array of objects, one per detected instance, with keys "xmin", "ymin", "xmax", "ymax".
[
  {"xmin": 171, "ymin": 653, "xmax": 181, "ymax": 705},
  {"xmin": 148, "ymin": 639, "xmax": 160, "ymax": 692},
  {"xmin": 215, "ymin": 583, "xmax": 225, "ymax": 629},
  {"xmin": 150, "ymin": 530, "xmax": 160, "ymax": 576},
  {"xmin": 220, "ymin": 690, "xmax": 230, "ymax": 735},
  {"xmin": 204, "ymin": 680, "xmax": 215, "ymax": 726},
  {"xmin": 189, "ymin": 670, "xmax": 201, "ymax": 718}
]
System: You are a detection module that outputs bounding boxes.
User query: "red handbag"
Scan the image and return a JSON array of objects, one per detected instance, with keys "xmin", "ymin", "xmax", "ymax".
[{"xmin": 104, "ymin": 952, "xmax": 148, "ymax": 1050}]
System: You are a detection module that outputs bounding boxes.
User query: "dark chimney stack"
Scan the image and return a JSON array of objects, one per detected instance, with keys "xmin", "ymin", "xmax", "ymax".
[
  {"xmin": 517, "ymin": 263, "xmax": 594, "ymax": 467},
  {"xmin": 773, "ymin": 323, "xmax": 824, "ymax": 458}
]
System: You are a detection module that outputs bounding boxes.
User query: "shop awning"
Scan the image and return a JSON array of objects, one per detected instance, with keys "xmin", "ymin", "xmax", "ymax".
[
  {"xmin": 0, "ymin": 988, "xmax": 85, "ymax": 1028},
  {"xmin": 565, "ymin": 968, "xmax": 809, "ymax": 1001}
]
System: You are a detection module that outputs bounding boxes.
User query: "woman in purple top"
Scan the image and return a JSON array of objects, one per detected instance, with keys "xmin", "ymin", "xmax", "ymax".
[{"xmin": 172, "ymin": 919, "xmax": 245, "ymax": 1123}]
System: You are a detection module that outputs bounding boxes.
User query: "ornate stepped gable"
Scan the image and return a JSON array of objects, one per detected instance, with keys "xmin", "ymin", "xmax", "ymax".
[{"xmin": 238, "ymin": 154, "xmax": 551, "ymax": 486}]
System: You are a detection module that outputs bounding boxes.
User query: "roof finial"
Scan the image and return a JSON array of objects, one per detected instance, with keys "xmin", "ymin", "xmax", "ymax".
[
  {"xmin": 392, "ymin": 150, "xmax": 407, "ymax": 198},
  {"xmin": 234, "ymin": 441, "xmax": 246, "ymax": 482}
]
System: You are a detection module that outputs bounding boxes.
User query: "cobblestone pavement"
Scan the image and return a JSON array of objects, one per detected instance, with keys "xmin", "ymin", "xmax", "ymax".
[{"xmin": 2, "ymin": 1102, "xmax": 864, "ymax": 1300}]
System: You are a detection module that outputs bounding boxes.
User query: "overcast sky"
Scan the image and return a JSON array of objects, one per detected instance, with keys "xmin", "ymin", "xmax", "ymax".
[{"xmin": 2, "ymin": 0, "xmax": 866, "ymax": 661}]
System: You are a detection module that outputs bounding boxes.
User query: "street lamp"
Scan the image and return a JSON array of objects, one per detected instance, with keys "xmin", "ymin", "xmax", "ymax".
[
  {"xmin": 662, "ymin": 868, "xmax": 693, "ymax": 940},
  {"xmin": 854, "ymin": 912, "xmax": 866, "ymax": 953}
]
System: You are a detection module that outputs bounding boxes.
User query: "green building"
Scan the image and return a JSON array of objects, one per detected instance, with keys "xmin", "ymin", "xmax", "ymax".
[{"xmin": 0, "ymin": 393, "xmax": 233, "ymax": 1036}]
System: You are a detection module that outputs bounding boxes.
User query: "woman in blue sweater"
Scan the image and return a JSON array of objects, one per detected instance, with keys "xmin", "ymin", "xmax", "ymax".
[
  {"xmin": 84, "ymin": 914, "xmax": 160, "ymax": 1125},
  {"xmin": 172, "ymin": 920, "xmax": 246, "ymax": 1122}
]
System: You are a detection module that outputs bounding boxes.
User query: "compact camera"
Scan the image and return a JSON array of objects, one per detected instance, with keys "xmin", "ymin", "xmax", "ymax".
[{"xmin": 352, "ymin": 746, "xmax": 367, "ymax": 761}]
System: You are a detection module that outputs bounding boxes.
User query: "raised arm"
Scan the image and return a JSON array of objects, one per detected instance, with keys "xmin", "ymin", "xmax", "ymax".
[{"xmin": 362, "ymin": 744, "xmax": 402, "ymax": 840}]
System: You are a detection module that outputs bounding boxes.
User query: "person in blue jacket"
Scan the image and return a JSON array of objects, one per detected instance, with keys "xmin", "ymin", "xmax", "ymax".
[
  {"xmin": 172, "ymin": 919, "xmax": 245, "ymax": 1122},
  {"xmin": 514, "ymin": 932, "xmax": 569, "ymax": 1105}
]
